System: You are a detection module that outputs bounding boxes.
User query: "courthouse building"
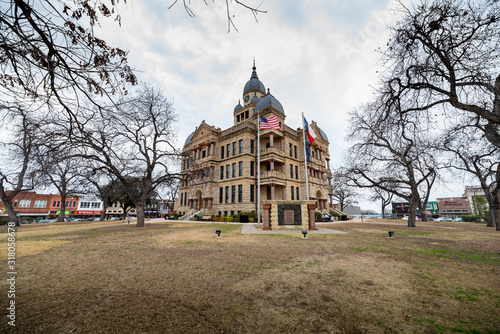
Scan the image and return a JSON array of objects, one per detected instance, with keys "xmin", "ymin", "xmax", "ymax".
[{"xmin": 177, "ymin": 64, "xmax": 333, "ymax": 218}]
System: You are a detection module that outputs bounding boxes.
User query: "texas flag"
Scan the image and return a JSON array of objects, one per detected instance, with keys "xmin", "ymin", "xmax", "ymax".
[{"xmin": 303, "ymin": 116, "xmax": 316, "ymax": 144}]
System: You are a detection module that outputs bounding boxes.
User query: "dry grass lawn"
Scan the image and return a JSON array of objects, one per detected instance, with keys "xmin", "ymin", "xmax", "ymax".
[{"xmin": 0, "ymin": 219, "xmax": 499, "ymax": 333}]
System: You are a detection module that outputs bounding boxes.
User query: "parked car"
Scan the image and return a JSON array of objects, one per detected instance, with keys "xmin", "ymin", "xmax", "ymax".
[
  {"xmin": 38, "ymin": 219, "xmax": 52, "ymax": 223},
  {"xmin": 402, "ymin": 216, "xmax": 421, "ymax": 220},
  {"xmin": 73, "ymin": 218, "xmax": 86, "ymax": 222},
  {"xmin": 436, "ymin": 217, "xmax": 453, "ymax": 221},
  {"xmin": 452, "ymin": 217, "xmax": 463, "ymax": 222}
]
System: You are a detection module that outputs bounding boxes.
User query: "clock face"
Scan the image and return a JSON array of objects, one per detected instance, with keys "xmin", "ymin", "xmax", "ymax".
[{"xmin": 244, "ymin": 95, "xmax": 250, "ymax": 102}]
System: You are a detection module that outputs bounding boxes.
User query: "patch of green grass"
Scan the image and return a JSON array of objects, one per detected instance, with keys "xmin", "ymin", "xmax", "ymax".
[
  {"xmin": 407, "ymin": 248, "xmax": 500, "ymax": 264},
  {"xmin": 350, "ymin": 247, "xmax": 367, "ymax": 252}
]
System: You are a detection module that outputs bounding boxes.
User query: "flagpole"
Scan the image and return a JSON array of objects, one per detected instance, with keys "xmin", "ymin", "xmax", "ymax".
[
  {"xmin": 302, "ymin": 113, "xmax": 310, "ymax": 201},
  {"xmin": 257, "ymin": 116, "xmax": 261, "ymax": 228}
]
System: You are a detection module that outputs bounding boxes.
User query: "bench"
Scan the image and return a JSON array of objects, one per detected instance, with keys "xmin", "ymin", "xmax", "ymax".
[
  {"xmin": 211, "ymin": 217, "xmax": 226, "ymax": 222},
  {"xmin": 201, "ymin": 216, "xmax": 212, "ymax": 221}
]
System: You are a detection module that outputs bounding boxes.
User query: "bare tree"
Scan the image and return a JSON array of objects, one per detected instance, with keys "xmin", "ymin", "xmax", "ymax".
[
  {"xmin": 70, "ymin": 85, "xmax": 181, "ymax": 227},
  {"xmin": 0, "ymin": 0, "xmax": 137, "ymax": 117},
  {"xmin": 382, "ymin": 0, "xmax": 500, "ymax": 229},
  {"xmin": 0, "ymin": 105, "xmax": 40, "ymax": 226},
  {"xmin": 370, "ymin": 188, "xmax": 394, "ymax": 219},
  {"xmin": 330, "ymin": 170, "xmax": 358, "ymax": 212},
  {"xmin": 344, "ymin": 101, "xmax": 438, "ymax": 227},
  {"xmin": 438, "ymin": 124, "xmax": 498, "ymax": 227},
  {"xmin": 36, "ymin": 148, "xmax": 84, "ymax": 222}
]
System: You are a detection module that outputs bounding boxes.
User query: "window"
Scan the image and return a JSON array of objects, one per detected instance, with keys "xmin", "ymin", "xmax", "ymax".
[
  {"xmin": 294, "ymin": 145, "xmax": 298, "ymax": 159},
  {"xmin": 290, "ymin": 164, "xmax": 294, "ymax": 178},
  {"xmin": 266, "ymin": 163, "xmax": 271, "ymax": 171},
  {"xmin": 296, "ymin": 187, "xmax": 299, "ymax": 201},
  {"xmin": 232, "ymin": 163, "xmax": 236, "ymax": 178},
  {"xmin": 34, "ymin": 200, "xmax": 47, "ymax": 208},
  {"xmin": 202, "ymin": 150, "xmax": 206, "ymax": 159},
  {"xmin": 91, "ymin": 202, "xmax": 100, "ymax": 208},
  {"xmin": 226, "ymin": 164, "xmax": 230, "ymax": 179},
  {"xmin": 219, "ymin": 187, "xmax": 223, "ymax": 204},
  {"xmin": 227, "ymin": 144, "xmax": 231, "ymax": 158},
  {"xmin": 221, "ymin": 146, "xmax": 224, "ymax": 159},
  {"xmin": 245, "ymin": 110, "xmax": 249, "ymax": 119},
  {"xmin": 225, "ymin": 187, "xmax": 229, "ymax": 203},
  {"xmin": 73, "ymin": 201, "xmax": 77, "ymax": 207},
  {"xmin": 239, "ymin": 161, "xmax": 243, "ymax": 177},
  {"xmin": 233, "ymin": 142, "xmax": 237, "ymax": 156},
  {"xmin": 291, "ymin": 186, "xmax": 295, "ymax": 200},
  {"xmin": 239, "ymin": 139, "xmax": 243, "ymax": 154},
  {"xmin": 250, "ymin": 161, "xmax": 255, "ymax": 176},
  {"xmin": 81, "ymin": 202, "xmax": 90, "ymax": 209},
  {"xmin": 250, "ymin": 139, "xmax": 255, "ymax": 154},
  {"xmin": 295, "ymin": 166, "xmax": 299, "ymax": 180},
  {"xmin": 289, "ymin": 143, "xmax": 293, "ymax": 157},
  {"xmin": 238, "ymin": 185, "xmax": 243, "ymax": 202},
  {"xmin": 19, "ymin": 200, "xmax": 31, "ymax": 208},
  {"xmin": 220, "ymin": 166, "xmax": 224, "ymax": 180},
  {"xmin": 57, "ymin": 201, "xmax": 61, "ymax": 207},
  {"xmin": 237, "ymin": 114, "xmax": 240, "ymax": 122},
  {"xmin": 231, "ymin": 185, "xmax": 236, "ymax": 203},
  {"xmin": 250, "ymin": 185, "xmax": 255, "ymax": 202}
]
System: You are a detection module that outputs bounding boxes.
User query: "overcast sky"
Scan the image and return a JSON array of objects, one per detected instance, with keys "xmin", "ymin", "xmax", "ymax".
[{"xmin": 95, "ymin": 0, "xmax": 469, "ymax": 211}]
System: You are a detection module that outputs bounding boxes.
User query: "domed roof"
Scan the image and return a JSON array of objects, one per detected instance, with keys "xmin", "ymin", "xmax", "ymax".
[
  {"xmin": 316, "ymin": 125, "xmax": 329, "ymax": 141},
  {"xmin": 250, "ymin": 95, "xmax": 260, "ymax": 104},
  {"xmin": 243, "ymin": 63, "xmax": 265, "ymax": 95},
  {"xmin": 184, "ymin": 130, "xmax": 196, "ymax": 145},
  {"xmin": 234, "ymin": 101, "xmax": 243, "ymax": 112},
  {"xmin": 254, "ymin": 89, "xmax": 284, "ymax": 114}
]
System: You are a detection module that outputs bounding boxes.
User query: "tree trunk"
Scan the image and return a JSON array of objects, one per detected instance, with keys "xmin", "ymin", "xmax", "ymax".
[
  {"xmin": 408, "ymin": 200, "xmax": 418, "ymax": 227},
  {"xmin": 381, "ymin": 204, "xmax": 386, "ymax": 219},
  {"xmin": 486, "ymin": 207, "xmax": 495, "ymax": 227},
  {"xmin": 58, "ymin": 194, "xmax": 67, "ymax": 222},
  {"xmin": 136, "ymin": 205, "xmax": 145, "ymax": 227},
  {"xmin": 492, "ymin": 190, "xmax": 500, "ymax": 231},
  {"xmin": 4, "ymin": 200, "xmax": 20, "ymax": 227},
  {"xmin": 100, "ymin": 203, "xmax": 108, "ymax": 221}
]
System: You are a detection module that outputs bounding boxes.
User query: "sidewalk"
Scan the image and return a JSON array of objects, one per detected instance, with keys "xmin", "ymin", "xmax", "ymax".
[{"xmin": 240, "ymin": 223, "xmax": 348, "ymax": 235}]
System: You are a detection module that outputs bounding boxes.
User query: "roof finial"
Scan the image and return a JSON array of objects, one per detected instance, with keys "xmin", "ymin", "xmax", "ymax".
[
  {"xmin": 252, "ymin": 57, "xmax": 256, "ymax": 71},
  {"xmin": 267, "ymin": 88, "xmax": 270, "ymax": 94}
]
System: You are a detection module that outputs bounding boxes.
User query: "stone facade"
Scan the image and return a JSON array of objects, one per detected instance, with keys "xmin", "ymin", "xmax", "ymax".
[{"xmin": 177, "ymin": 64, "xmax": 333, "ymax": 218}]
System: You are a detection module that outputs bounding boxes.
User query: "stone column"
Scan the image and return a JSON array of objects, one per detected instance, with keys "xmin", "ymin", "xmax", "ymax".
[
  {"xmin": 262, "ymin": 203, "xmax": 271, "ymax": 230},
  {"xmin": 326, "ymin": 158, "xmax": 330, "ymax": 169},
  {"xmin": 189, "ymin": 199, "xmax": 193, "ymax": 209},
  {"xmin": 270, "ymin": 133, "xmax": 274, "ymax": 147},
  {"xmin": 207, "ymin": 198, "xmax": 213, "ymax": 209},
  {"xmin": 270, "ymin": 160, "xmax": 274, "ymax": 171},
  {"xmin": 210, "ymin": 143, "xmax": 214, "ymax": 156},
  {"xmin": 282, "ymin": 187, "xmax": 286, "ymax": 200},
  {"xmin": 270, "ymin": 184, "xmax": 275, "ymax": 200},
  {"xmin": 308, "ymin": 203, "xmax": 318, "ymax": 230}
]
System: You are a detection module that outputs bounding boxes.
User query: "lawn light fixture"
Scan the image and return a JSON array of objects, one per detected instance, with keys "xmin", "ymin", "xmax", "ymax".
[
  {"xmin": 301, "ymin": 230, "xmax": 308, "ymax": 239},
  {"xmin": 388, "ymin": 231, "xmax": 394, "ymax": 238},
  {"xmin": 215, "ymin": 229, "xmax": 222, "ymax": 238}
]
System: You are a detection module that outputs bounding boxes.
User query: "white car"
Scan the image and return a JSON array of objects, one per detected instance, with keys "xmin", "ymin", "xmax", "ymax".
[
  {"xmin": 402, "ymin": 216, "xmax": 421, "ymax": 220},
  {"xmin": 436, "ymin": 217, "xmax": 453, "ymax": 222}
]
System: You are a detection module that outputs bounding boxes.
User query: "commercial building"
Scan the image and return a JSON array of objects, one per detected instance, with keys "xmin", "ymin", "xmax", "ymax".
[
  {"xmin": 0, "ymin": 191, "xmax": 80, "ymax": 220},
  {"xmin": 436, "ymin": 197, "xmax": 471, "ymax": 217},
  {"xmin": 177, "ymin": 63, "xmax": 333, "ymax": 218}
]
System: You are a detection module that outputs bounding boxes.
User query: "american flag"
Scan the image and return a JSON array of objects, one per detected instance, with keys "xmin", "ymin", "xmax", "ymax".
[{"xmin": 259, "ymin": 115, "xmax": 280, "ymax": 130}]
